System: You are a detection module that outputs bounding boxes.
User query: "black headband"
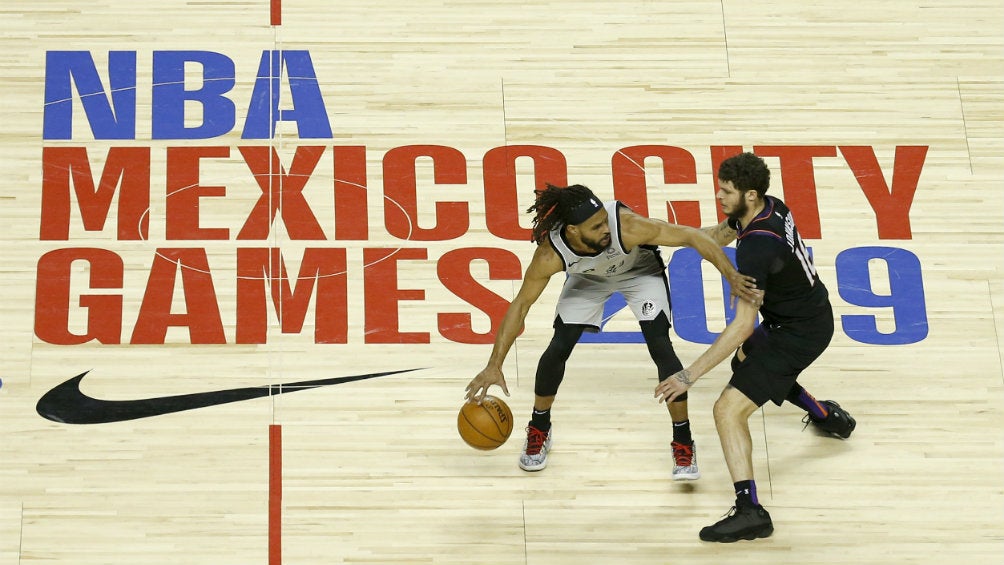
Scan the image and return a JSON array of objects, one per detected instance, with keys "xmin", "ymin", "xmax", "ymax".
[{"xmin": 566, "ymin": 196, "xmax": 603, "ymax": 225}]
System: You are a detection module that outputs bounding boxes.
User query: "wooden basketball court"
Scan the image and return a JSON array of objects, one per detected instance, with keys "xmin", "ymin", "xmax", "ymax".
[{"xmin": 2, "ymin": 1, "xmax": 1002, "ymax": 563}]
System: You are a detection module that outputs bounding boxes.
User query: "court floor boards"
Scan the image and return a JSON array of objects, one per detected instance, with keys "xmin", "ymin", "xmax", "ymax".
[{"xmin": 1, "ymin": 1, "xmax": 1002, "ymax": 563}]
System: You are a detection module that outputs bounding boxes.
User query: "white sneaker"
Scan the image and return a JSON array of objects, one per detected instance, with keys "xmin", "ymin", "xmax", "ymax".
[
  {"xmin": 518, "ymin": 424, "xmax": 552, "ymax": 472},
  {"xmin": 671, "ymin": 441, "xmax": 700, "ymax": 480}
]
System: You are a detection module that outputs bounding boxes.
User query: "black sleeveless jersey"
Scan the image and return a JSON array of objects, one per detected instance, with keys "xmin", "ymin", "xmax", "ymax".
[{"xmin": 727, "ymin": 196, "xmax": 830, "ymax": 326}]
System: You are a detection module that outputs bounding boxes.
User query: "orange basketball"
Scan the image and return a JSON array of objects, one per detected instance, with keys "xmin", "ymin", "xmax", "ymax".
[{"xmin": 457, "ymin": 395, "xmax": 514, "ymax": 450}]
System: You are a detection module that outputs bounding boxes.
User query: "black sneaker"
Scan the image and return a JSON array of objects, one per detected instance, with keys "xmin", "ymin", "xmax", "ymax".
[
  {"xmin": 804, "ymin": 400, "xmax": 856, "ymax": 439},
  {"xmin": 699, "ymin": 504, "xmax": 773, "ymax": 543}
]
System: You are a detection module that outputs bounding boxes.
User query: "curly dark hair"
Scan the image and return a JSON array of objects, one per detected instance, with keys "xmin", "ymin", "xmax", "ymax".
[
  {"xmin": 527, "ymin": 183, "xmax": 599, "ymax": 243},
  {"xmin": 717, "ymin": 152, "xmax": 770, "ymax": 197}
]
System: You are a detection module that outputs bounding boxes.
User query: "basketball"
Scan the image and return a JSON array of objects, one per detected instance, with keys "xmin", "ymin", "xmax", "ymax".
[{"xmin": 457, "ymin": 396, "xmax": 513, "ymax": 450}]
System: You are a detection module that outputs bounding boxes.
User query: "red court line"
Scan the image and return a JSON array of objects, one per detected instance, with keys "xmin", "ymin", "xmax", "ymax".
[
  {"xmin": 271, "ymin": 0, "xmax": 281, "ymax": 25},
  {"xmin": 269, "ymin": 424, "xmax": 282, "ymax": 565}
]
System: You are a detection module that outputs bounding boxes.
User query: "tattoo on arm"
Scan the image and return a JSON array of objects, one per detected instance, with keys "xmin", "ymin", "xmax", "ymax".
[
  {"xmin": 708, "ymin": 222, "xmax": 737, "ymax": 246},
  {"xmin": 674, "ymin": 370, "xmax": 694, "ymax": 386}
]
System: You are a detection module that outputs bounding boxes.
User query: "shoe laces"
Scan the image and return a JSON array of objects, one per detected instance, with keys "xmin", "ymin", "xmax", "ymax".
[
  {"xmin": 671, "ymin": 441, "xmax": 694, "ymax": 466},
  {"xmin": 801, "ymin": 414, "xmax": 812, "ymax": 431},
  {"xmin": 802, "ymin": 407, "xmax": 835, "ymax": 431},
  {"xmin": 524, "ymin": 426, "xmax": 548, "ymax": 455}
]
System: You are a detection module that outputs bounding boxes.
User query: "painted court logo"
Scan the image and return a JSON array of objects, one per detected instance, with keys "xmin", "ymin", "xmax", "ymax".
[
  {"xmin": 36, "ymin": 369, "xmax": 417, "ymax": 424},
  {"xmin": 34, "ymin": 50, "xmax": 931, "ymax": 369}
]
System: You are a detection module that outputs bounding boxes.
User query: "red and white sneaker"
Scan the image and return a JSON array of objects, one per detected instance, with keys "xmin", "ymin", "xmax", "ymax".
[
  {"xmin": 671, "ymin": 441, "xmax": 700, "ymax": 480},
  {"xmin": 518, "ymin": 424, "xmax": 552, "ymax": 471}
]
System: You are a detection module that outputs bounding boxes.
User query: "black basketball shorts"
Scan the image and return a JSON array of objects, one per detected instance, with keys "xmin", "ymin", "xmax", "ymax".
[{"xmin": 729, "ymin": 307, "xmax": 834, "ymax": 407}]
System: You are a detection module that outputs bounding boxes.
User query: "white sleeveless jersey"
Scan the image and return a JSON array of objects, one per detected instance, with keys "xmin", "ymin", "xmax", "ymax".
[{"xmin": 547, "ymin": 201, "xmax": 666, "ymax": 282}]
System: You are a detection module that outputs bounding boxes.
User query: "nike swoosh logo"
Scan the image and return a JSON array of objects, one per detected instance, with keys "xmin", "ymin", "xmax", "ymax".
[{"xmin": 36, "ymin": 369, "xmax": 418, "ymax": 424}]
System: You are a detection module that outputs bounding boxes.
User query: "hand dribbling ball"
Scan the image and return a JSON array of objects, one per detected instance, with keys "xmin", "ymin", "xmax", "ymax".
[{"xmin": 457, "ymin": 395, "xmax": 513, "ymax": 450}]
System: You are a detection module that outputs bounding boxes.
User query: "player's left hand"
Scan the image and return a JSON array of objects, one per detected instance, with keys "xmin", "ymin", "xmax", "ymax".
[{"xmin": 655, "ymin": 369, "xmax": 694, "ymax": 404}]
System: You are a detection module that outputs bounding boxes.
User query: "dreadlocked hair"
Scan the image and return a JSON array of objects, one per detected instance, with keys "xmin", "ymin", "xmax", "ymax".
[{"xmin": 527, "ymin": 183, "xmax": 598, "ymax": 244}]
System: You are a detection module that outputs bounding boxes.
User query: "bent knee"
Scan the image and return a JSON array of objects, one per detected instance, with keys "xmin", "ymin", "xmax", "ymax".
[
  {"xmin": 712, "ymin": 394, "xmax": 731, "ymax": 424},
  {"xmin": 713, "ymin": 386, "xmax": 757, "ymax": 422}
]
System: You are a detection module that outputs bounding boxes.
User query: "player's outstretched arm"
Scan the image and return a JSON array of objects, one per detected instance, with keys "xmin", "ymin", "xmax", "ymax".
[
  {"xmin": 654, "ymin": 297, "xmax": 759, "ymax": 403},
  {"xmin": 620, "ymin": 210, "xmax": 758, "ymax": 303},
  {"xmin": 465, "ymin": 244, "xmax": 563, "ymax": 403},
  {"xmin": 702, "ymin": 219, "xmax": 738, "ymax": 246}
]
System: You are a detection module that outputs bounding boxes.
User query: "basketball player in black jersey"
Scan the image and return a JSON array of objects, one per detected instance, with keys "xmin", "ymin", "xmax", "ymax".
[
  {"xmin": 655, "ymin": 152, "xmax": 856, "ymax": 542},
  {"xmin": 465, "ymin": 183, "xmax": 760, "ymax": 479}
]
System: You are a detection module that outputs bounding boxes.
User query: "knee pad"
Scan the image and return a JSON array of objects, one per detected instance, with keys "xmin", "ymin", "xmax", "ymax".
[
  {"xmin": 640, "ymin": 312, "xmax": 684, "ymax": 381},
  {"xmin": 534, "ymin": 317, "xmax": 583, "ymax": 397}
]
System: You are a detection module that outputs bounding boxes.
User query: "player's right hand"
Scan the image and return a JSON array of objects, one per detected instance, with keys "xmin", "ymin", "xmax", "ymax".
[{"xmin": 465, "ymin": 366, "xmax": 510, "ymax": 404}]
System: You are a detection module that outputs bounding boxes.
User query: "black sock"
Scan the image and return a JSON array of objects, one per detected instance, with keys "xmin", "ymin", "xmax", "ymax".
[
  {"xmin": 734, "ymin": 480, "xmax": 759, "ymax": 508},
  {"xmin": 785, "ymin": 384, "xmax": 829, "ymax": 419},
  {"xmin": 530, "ymin": 408, "xmax": 551, "ymax": 432},
  {"xmin": 672, "ymin": 419, "xmax": 692, "ymax": 445}
]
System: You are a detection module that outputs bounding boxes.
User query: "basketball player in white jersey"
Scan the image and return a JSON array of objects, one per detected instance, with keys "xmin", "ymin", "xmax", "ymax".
[{"xmin": 465, "ymin": 183, "xmax": 760, "ymax": 478}]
